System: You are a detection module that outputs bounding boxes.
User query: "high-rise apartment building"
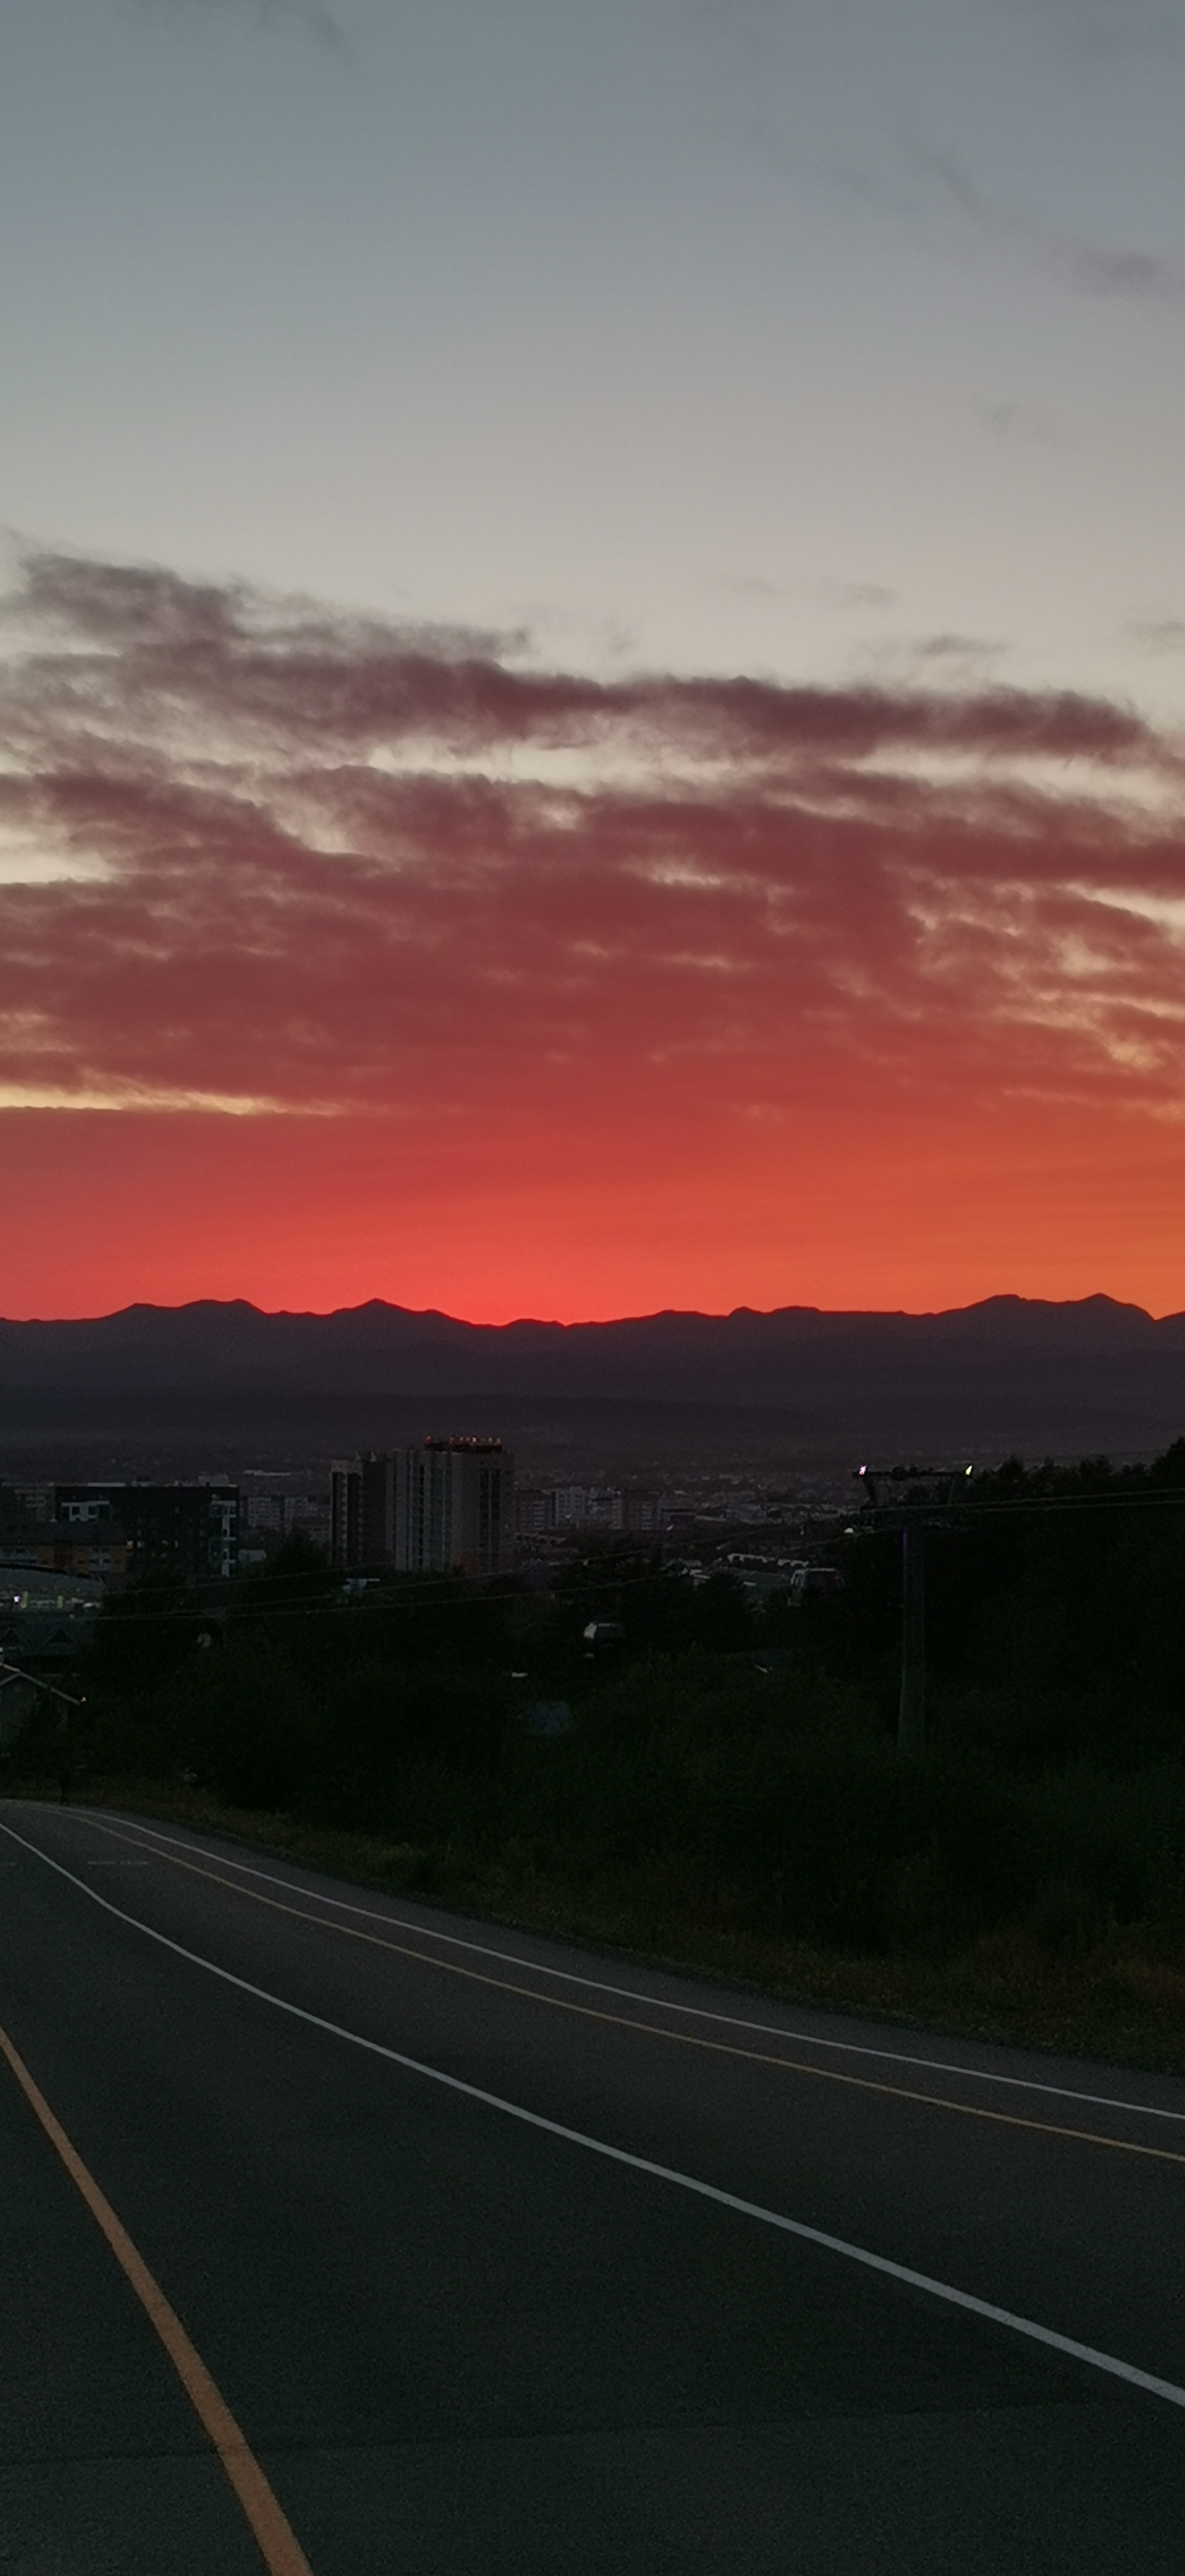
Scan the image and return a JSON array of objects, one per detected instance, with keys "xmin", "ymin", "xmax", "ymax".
[
  {"xmin": 329, "ymin": 1452, "xmax": 398, "ymax": 1566},
  {"xmin": 331, "ymin": 1440, "xmax": 514, "ymax": 1577}
]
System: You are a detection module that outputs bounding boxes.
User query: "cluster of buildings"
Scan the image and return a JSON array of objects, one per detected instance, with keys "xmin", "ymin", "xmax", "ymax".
[
  {"xmin": 1, "ymin": 1449, "xmax": 840, "ymax": 1624},
  {"xmin": 0, "ymin": 1452, "xmax": 852, "ymax": 1730},
  {"xmin": 3, "ymin": 1444, "xmax": 523, "ymax": 1589},
  {"xmin": 0, "ymin": 1448, "xmax": 518, "ymax": 1705},
  {"xmin": 1, "ymin": 1481, "xmax": 240, "ymax": 1714}
]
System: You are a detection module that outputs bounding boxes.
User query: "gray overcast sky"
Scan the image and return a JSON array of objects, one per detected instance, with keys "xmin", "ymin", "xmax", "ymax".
[{"xmin": 5, "ymin": 0, "xmax": 1185, "ymax": 701}]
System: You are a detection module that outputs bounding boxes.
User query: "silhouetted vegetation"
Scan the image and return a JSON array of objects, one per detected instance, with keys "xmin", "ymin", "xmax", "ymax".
[{"xmin": 8, "ymin": 1448, "xmax": 1185, "ymax": 2054}]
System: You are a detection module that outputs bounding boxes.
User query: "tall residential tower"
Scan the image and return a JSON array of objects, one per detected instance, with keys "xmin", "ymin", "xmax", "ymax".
[{"xmin": 330, "ymin": 1439, "xmax": 514, "ymax": 1577}]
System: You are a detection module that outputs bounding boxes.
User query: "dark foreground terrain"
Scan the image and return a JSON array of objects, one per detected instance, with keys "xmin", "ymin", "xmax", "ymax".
[{"xmin": 11, "ymin": 1446, "xmax": 1185, "ymax": 2065}]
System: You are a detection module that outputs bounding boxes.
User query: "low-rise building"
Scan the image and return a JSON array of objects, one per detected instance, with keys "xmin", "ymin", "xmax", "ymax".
[
  {"xmin": 0, "ymin": 1524, "xmax": 131, "ymax": 1583},
  {"xmin": 54, "ymin": 1482, "xmax": 240, "ymax": 1584},
  {"xmin": 612, "ymin": 1488, "xmax": 665, "ymax": 1533},
  {"xmin": 1, "ymin": 1561, "xmax": 106, "ymax": 1665}
]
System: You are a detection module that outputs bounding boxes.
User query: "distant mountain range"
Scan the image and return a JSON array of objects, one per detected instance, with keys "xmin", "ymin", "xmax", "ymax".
[{"xmin": 2, "ymin": 1295, "xmax": 1184, "ymax": 1479}]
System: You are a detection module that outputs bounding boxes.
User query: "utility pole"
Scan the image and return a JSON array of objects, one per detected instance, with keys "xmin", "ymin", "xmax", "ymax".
[
  {"xmin": 858, "ymin": 1464, "xmax": 972, "ymax": 1757},
  {"xmin": 898, "ymin": 1517, "xmax": 926, "ymax": 1753}
]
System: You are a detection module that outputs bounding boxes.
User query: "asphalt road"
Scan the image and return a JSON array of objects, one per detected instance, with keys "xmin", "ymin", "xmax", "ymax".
[{"xmin": 3, "ymin": 1800, "xmax": 1185, "ymax": 2575}]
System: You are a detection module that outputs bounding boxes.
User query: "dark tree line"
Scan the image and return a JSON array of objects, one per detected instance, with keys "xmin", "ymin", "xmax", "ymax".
[{"xmin": 8, "ymin": 1442, "xmax": 1185, "ymax": 1963}]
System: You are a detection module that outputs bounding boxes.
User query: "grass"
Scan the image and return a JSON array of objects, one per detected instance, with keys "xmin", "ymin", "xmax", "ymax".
[{"xmin": 21, "ymin": 1770, "xmax": 1185, "ymax": 2079}]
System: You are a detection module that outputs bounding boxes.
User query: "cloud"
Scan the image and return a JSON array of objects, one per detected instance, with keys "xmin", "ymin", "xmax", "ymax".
[
  {"xmin": 1131, "ymin": 616, "xmax": 1185, "ymax": 657},
  {"xmin": 879, "ymin": 633, "xmax": 1008, "ymax": 690},
  {"xmin": 1, "ymin": 546, "xmax": 1182, "ymax": 1139},
  {"xmin": 918, "ymin": 144, "xmax": 1185, "ymax": 307},
  {"xmin": 1018, "ymin": 1, "xmax": 1184, "ymax": 61},
  {"xmin": 133, "ymin": 0, "xmax": 349, "ymax": 57},
  {"xmin": 710, "ymin": 573, "xmax": 787, "ymax": 601},
  {"xmin": 973, "ymin": 399, "xmax": 1066, "ymax": 451},
  {"xmin": 819, "ymin": 581, "xmax": 897, "ymax": 612}
]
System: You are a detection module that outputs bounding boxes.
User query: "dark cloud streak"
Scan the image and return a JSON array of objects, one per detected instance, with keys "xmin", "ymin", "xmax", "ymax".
[
  {"xmin": 918, "ymin": 142, "xmax": 1185, "ymax": 306},
  {"xmin": 133, "ymin": 0, "xmax": 350, "ymax": 58}
]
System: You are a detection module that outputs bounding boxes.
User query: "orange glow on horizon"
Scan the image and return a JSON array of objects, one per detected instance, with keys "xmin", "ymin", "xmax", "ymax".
[{"xmin": 3, "ymin": 1100, "xmax": 1182, "ymax": 1323}]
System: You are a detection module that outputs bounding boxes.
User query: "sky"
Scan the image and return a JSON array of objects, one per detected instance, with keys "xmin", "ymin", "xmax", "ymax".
[{"xmin": 2, "ymin": 0, "xmax": 1184, "ymax": 1321}]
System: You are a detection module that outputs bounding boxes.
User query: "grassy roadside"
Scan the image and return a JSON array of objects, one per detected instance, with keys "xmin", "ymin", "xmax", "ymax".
[{"xmin": 20, "ymin": 1773, "xmax": 1185, "ymax": 2079}]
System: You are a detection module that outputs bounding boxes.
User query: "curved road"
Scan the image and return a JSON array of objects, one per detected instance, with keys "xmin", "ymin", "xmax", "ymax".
[{"xmin": 3, "ymin": 1797, "xmax": 1185, "ymax": 2573}]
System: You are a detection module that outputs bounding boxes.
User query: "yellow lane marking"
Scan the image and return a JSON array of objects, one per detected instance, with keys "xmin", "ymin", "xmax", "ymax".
[
  {"xmin": 79, "ymin": 1814, "xmax": 1185, "ymax": 2173},
  {"xmin": 0, "ymin": 2017, "xmax": 315, "ymax": 2576}
]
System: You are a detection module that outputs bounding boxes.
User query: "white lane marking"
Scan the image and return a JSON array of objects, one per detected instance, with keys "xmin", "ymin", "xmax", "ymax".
[
  {"xmin": 5, "ymin": 1812, "xmax": 1185, "ymax": 2418},
  {"xmin": 81, "ymin": 1808, "xmax": 1185, "ymax": 2134}
]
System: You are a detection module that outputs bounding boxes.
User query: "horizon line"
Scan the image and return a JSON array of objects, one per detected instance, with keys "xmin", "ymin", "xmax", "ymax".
[{"xmin": 2, "ymin": 1289, "xmax": 1182, "ymax": 1331}]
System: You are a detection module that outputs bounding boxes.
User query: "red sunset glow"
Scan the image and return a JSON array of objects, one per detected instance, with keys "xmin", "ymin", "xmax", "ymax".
[{"xmin": 2, "ymin": 551, "xmax": 1183, "ymax": 1322}]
